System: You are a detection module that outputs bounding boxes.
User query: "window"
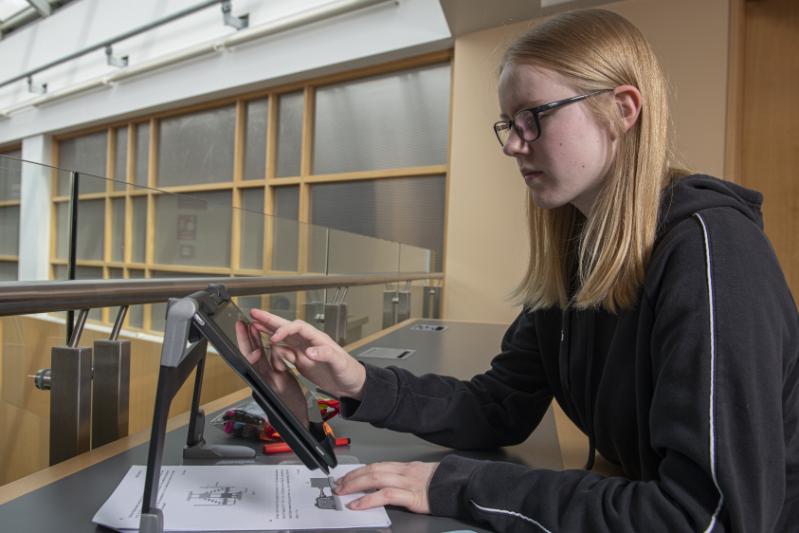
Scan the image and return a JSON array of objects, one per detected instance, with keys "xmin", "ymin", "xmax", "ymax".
[
  {"xmin": 51, "ymin": 51, "xmax": 451, "ymax": 332},
  {"xmin": 0, "ymin": 148, "xmax": 22, "ymax": 280}
]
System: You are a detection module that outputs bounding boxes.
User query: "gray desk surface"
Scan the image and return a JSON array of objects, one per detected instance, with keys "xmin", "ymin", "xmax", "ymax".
[{"xmin": 0, "ymin": 319, "xmax": 563, "ymax": 532}]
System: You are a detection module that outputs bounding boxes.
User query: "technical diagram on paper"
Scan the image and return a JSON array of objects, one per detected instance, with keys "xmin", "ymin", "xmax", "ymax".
[
  {"xmin": 187, "ymin": 483, "xmax": 248, "ymax": 506},
  {"xmin": 92, "ymin": 464, "xmax": 391, "ymax": 531}
]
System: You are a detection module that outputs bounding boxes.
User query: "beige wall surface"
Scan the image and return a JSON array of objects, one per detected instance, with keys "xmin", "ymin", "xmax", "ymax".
[{"xmin": 444, "ymin": 0, "xmax": 730, "ymax": 324}]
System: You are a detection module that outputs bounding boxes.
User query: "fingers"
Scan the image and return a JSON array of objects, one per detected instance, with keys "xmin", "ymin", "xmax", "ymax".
[
  {"xmin": 250, "ymin": 310, "xmax": 335, "ymax": 354},
  {"xmin": 270, "ymin": 319, "xmax": 332, "ymax": 346},
  {"xmin": 234, "ymin": 320, "xmax": 257, "ymax": 364},
  {"xmin": 334, "ymin": 462, "xmax": 436, "ymax": 514},
  {"xmin": 347, "ymin": 486, "xmax": 421, "ymax": 513},
  {"xmin": 305, "ymin": 344, "xmax": 337, "ymax": 364},
  {"xmin": 271, "ymin": 344, "xmax": 295, "ymax": 371},
  {"xmin": 336, "ymin": 462, "xmax": 409, "ymax": 492},
  {"xmin": 249, "ymin": 308, "xmax": 289, "ymax": 333},
  {"xmin": 234, "ymin": 320, "xmax": 251, "ymax": 352}
]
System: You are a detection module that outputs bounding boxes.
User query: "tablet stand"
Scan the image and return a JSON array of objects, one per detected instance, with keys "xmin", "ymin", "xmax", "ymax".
[{"xmin": 139, "ymin": 296, "xmax": 255, "ymax": 533}]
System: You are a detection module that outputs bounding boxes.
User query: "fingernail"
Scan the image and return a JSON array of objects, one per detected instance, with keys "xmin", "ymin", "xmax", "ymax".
[
  {"xmin": 347, "ymin": 500, "xmax": 360, "ymax": 509},
  {"xmin": 307, "ymin": 347, "xmax": 317, "ymax": 357}
]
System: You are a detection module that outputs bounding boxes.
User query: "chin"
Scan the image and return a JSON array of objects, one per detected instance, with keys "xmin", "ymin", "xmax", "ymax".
[{"xmin": 528, "ymin": 189, "xmax": 568, "ymax": 210}]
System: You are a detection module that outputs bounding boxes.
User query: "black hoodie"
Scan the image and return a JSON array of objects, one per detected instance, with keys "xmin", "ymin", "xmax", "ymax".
[{"xmin": 341, "ymin": 175, "xmax": 799, "ymax": 532}]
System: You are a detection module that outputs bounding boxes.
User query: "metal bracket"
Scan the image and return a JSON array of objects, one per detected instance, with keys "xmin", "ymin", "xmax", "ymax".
[
  {"xmin": 69, "ymin": 309, "xmax": 89, "ymax": 348},
  {"xmin": 27, "ymin": 75, "xmax": 46, "ymax": 94},
  {"xmin": 110, "ymin": 306, "xmax": 129, "ymax": 341},
  {"xmin": 221, "ymin": 0, "xmax": 249, "ymax": 30},
  {"xmin": 105, "ymin": 45, "xmax": 129, "ymax": 68}
]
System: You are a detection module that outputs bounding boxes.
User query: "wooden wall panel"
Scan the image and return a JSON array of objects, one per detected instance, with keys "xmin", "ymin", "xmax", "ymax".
[
  {"xmin": 740, "ymin": 0, "xmax": 799, "ymax": 297},
  {"xmin": 0, "ymin": 315, "xmax": 242, "ymax": 485}
]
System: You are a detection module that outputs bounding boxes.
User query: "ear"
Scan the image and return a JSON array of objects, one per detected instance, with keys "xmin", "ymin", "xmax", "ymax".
[{"xmin": 613, "ymin": 84, "xmax": 642, "ymax": 134}]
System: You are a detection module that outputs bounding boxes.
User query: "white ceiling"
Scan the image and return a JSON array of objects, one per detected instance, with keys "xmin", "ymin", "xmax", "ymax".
[{"xmin": 438, "ymin": 0, "xmax": 618, "ymax": 36}]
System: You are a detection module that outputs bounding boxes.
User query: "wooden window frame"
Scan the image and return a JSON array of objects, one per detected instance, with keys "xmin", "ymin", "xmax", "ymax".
[
  {"xmin": 50, "ymin": 50, "xmax": 452, "ymax": 332},
  {"xmin": 0, "ymin": 144, "xmax": 23, "ymax": 278}
]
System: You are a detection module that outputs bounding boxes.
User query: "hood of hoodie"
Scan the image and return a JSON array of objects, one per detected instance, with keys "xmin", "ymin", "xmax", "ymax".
[{"xmin": 658, "ymin": 174, "xmax": 764, "ymax": 235}]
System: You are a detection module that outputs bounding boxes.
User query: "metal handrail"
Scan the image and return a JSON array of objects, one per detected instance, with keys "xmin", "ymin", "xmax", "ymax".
[{"xmin": 0, "ymin": 272, "xmax": 443, "ymax": 317}]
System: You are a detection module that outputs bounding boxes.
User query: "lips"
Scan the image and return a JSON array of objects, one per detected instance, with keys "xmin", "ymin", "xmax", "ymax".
[{"xmin": 521, "ymin": 169, "xmax": 544, "ymax": 184}]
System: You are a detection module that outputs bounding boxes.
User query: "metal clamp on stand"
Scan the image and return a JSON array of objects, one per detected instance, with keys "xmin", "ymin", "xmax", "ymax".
[
  {"xmin": 139, "ymin": 296, "xmax": 254, "ymax": 533},
  {"xmin": 383, "ymin": 282, "xmax": 411, "ymax": 328},
  {"xmin": 48, "ymin": 309, "xmax": 92, "ymax": 465},
  {"xmin": 91, "ymin": 306, "xmax": 131, "ymax": 449}
]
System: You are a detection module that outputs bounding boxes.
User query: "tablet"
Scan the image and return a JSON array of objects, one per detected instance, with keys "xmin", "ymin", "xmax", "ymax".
[{"xmin": 188, "ymin": 285, "xmax": 337, "ymax": 474}]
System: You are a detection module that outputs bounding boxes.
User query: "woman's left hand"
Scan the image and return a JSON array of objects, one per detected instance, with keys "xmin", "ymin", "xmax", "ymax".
[{"xmin": 333, "ymin": 461, "xmax": 439, "ymax": 514}]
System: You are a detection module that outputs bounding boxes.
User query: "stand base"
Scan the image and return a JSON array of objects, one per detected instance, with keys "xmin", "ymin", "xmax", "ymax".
[
  {"xmin": 139, "ymin": 509, "xmax": 163, "ymax": 533},
  {"xmin": 183, "ymin": 443, "xmax": 256, "ymax": 460}
]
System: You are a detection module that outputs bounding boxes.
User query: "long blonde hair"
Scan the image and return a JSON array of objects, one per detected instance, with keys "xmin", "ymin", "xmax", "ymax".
[{"xmin": 504, "ymin": 9, "xmax": 685, "ymax": 312}]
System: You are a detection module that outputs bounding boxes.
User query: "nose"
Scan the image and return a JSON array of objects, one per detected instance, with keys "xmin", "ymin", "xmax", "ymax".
[{"xmin": 501, "ymin": 128, "xmax": 530, "ymax": 157}]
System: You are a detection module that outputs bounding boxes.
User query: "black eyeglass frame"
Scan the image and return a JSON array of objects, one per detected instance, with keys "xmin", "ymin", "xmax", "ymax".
[{"xmin": 493, "ymin": 89, "xmax": 613, "ymax": 147}]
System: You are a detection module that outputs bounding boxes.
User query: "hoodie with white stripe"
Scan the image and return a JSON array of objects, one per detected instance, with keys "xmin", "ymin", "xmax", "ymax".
[{"xmin": 341, "ymin": 174, "xmax": 799, "ymax": 532}]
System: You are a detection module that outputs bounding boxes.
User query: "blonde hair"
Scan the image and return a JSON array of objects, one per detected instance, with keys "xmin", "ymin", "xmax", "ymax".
[{"xmin": 504, "ymin": 9, "xmax": 686, "ymax": 312}]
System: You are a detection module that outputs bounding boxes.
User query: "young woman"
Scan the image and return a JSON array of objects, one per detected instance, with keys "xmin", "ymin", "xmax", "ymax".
[{"xmin": 246, "ymin": 9, "xmax": 799, "ymax": 532}]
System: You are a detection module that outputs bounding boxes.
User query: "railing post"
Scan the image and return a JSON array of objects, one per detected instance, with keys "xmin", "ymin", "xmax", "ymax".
[
  {"xmin": 323, "ymin": 302, "xmax": 348, "ymax": 345},
  {"xmin": 305, "ymin": 288, "xmax": 348, "ymax": 345},
  {"xmin": 91, "ymin": 306, "xmax": 131, "ymax": 449},
  {"xmin": 304, "ymin": 299, "xmax": 325, "ymax": 329},
  {"xmin": 422, "ymin": 286, "xmax": 440, "ymax": 319},
  {"xmin": 66, "ymin": 170, "xmax": 80, "ymax": 345},
  {"xmin": 49, "ymin": 308, "xmax": 92, "ymax": 465},
  {"xmin": 383, "ymin": 285, "xmax": 411, "ymax": 328}
]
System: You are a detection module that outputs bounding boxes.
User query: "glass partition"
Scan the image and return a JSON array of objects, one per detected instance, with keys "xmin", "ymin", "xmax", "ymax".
[
  {"xmin": 1, "ymin": 154, "xmax": 438, "ymax": 331},
  {"xmin": 153, "ymin": 191, "xmax": 233, "ymax": 268},
  {"xmin": 0, "ymin": 53, "xmax": 450, "ymax": 487},
  {"xmin": 239, "ymin": 188, "xmax": 265, "ymax": 270},
  {"xmin": 0, "ymin": 154, "xmax": 440, "ymax": 488}
]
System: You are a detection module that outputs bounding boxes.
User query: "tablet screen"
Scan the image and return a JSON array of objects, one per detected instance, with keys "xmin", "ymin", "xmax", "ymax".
[{"xmin": 191, "ymin": 289, "xmax": 337, "ymax": 473}]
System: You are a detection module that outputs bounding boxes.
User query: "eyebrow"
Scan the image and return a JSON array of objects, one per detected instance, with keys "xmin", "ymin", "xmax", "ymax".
[{"xmin": 499, "ymin": 99, "xmax": 547, "ymax": 120}]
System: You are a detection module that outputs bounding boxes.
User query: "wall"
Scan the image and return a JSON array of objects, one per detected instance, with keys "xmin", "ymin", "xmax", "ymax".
[
  {"xmin": 739, "ymin": 0, "xmax": 799, "ymax": 300},
  {"xmin": 444, "ymin": 0, "xmax": 730, "ymax": 323}
]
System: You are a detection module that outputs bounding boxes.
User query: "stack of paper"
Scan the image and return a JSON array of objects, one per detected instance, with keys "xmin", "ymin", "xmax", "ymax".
[{"xmin": 93, "ymin": 464, "xmax": 391, "ymax": 531}]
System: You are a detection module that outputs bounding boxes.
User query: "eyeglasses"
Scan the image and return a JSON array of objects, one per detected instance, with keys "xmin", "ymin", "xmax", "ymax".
[{"xmin": 493, "ymin": 89, "xmax": 612, "ymax": 147}]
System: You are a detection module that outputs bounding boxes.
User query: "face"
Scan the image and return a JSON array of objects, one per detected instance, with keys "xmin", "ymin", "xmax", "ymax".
[{"xmin": 497, "ymin": 63, "xmax": 615, "ymax": 215}]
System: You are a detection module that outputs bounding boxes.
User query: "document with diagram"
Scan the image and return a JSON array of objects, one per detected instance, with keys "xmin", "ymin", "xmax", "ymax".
[{"xmin": 92, "ymin": 464, "xmax": 391, "ymax": 531}]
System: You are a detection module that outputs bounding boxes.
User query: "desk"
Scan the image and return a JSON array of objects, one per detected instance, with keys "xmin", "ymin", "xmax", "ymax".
[{"xmin": 0, "ymin": 319, "xmax": 565, "ymax": 532}]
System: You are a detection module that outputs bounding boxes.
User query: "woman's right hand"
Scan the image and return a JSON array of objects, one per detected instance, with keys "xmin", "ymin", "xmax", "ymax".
[{"xmin": 249, "ymin": 308, "xmax": 367, "ymax": 401}]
